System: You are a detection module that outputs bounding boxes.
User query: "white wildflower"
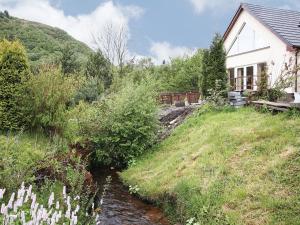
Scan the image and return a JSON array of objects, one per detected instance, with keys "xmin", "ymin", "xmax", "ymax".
[
  {"xmin": 24, "ymin": 185, "xmax": 32, "ymax": 203},
  {"xmin": 63, "ymin": 186, "xmax": 67, "ymax": 199},
  {"xmin": 21, "ymin": 211, "xmax": 26, "ymax": 223},
  {"xmin": 65, "ymin": 208, "xmax": 71, "ymax": 219},
  {"xmin": 31, "ymin": 193, "xmax": 36, "ymax": 210},
  {"xmin": 55, "ymin": 201, "xmax": 60, "ymax": 210},
  {"xmin": 0, "ymin": 189, "xmax": 6, "ymax": 199},
  {"xmin": 1, "ymin": 203, "xmax": 7, "ymax": 215},
  {"xmin": 7, "ymin": 192, "xmax": 15, "ymax": 209},
  {"xmin": 48, "ymin": 192, "xmax": 54, "ymax": 208},
  {"xmin": 74, "ymin": 205, "xmax": 80, "ymax": 214}
]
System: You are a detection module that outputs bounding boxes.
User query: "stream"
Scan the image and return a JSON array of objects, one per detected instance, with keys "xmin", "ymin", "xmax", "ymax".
[
  {"xmin": 92, "ymin": 168, "xmax": 170, "ymax": 225},
  {"xmin": 89, "ymin": 106, "xmax": 200, "ymax": 224}
]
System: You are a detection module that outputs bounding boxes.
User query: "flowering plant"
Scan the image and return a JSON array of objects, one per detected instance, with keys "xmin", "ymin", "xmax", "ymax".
[{"xmin": 0, "ymin": 183, "xmax": 96, "ymax": 225}]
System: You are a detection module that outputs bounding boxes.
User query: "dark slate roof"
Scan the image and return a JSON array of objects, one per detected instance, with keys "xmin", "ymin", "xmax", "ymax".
[{"xmin": 224, "ymin": 3, "xmax": 300, "ymax": 48}]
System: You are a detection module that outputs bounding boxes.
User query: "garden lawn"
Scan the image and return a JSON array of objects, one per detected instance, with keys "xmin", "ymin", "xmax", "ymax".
[{"xmin": 121, "ymin": 107, "xmax": 300, "ymax": 225}]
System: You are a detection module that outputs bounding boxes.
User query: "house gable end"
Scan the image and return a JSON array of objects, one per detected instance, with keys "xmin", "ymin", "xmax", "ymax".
[
  {"xmin": 227, "ymin": 22, "xmax": 269, "ymax": 56},
  {"xmin": 223, "ymin": 3, "xmax": 300, "ymax": 50}
]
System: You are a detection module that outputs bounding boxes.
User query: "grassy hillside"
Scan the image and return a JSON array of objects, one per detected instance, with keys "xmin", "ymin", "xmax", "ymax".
[
  {"xmin": 0, "ymin": 14, "xmax": 92, "ymax": 66},
  {"xmin": 121, "ymin": 107, "xmax": 300, "ymax": 225}
]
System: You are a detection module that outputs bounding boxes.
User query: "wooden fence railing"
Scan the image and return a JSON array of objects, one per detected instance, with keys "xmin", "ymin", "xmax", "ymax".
[{"xmin": 159, "ymin": 92, "xmax": 200, "ymax": 105}]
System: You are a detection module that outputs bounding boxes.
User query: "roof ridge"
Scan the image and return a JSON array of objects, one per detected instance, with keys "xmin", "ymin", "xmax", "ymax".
[{"xmin": 242, "ymin": 2, "xmax": 300, "ymax": 14}]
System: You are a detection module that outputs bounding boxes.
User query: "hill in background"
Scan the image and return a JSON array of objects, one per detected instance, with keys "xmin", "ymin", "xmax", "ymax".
[{"xmin": 0, "ymin": 12, "xmax": 93, "ymax": 67}]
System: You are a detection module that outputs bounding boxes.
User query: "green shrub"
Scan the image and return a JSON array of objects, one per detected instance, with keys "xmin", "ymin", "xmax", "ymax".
[
  {"xmin": 0, "ymin": 133, "xmax": 49, "ymax": 191},
  {"xmin": 24, "ymin": 66, "xmax": 77, "ymax": 135},
  {"xmin": 97, "ymin": 80, "xmax": 159, "ymax": 166},
  {"xmin": 64, "ymin": 100, "xmax": 98, "ymax": 143},
  {"xmin": 71, "ymin": 76, "xmax": 104, "ymax": 105},
  {"xmin": 266, "ymin": 88, "xmax": 284, "ymax": 102},
  {"xmin": 0, "ymin": 39, "xmax": 30, "ymax": 130},
  {"xmin": 70, "ymin": 79, "xmax": 160, "ymax": 167}
]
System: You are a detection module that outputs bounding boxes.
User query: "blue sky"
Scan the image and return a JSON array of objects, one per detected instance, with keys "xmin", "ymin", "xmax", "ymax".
[
  {"xmin": 55, "ymin": 0, "xmax": 228, "ymax": 53},
  {"xmin": 1, "ymin": 0, "xmax": 300, "ymax": 63}
]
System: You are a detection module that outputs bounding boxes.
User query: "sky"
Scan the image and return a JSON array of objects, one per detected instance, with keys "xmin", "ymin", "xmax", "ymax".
[{"xmin": 0, "ymin": 0, "xmax": 300, "ymax": 63}]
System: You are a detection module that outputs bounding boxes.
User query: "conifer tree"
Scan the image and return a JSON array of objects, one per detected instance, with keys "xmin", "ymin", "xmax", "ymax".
[
  {"xmin": 0, "ymin": 40, "xmax": 30, "ymax": 130},
  {"xmin": 201, "ymin": 33, "xmax": 227, "ymax": 97},
  {"xmin": 85, "ymin": 50, "xmax": 112, "ymax": 89},
  {"xmin": 60, "ymin": 44, "xmax": 80, "ymax": 75}
]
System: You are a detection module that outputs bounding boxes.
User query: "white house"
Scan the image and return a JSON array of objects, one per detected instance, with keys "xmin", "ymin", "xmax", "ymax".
[{"xmin": 223, "ymin": 3, "xmax": 300, "ymax": 94}]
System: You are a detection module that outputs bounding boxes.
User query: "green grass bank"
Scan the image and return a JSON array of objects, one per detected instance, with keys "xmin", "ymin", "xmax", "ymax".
[{"xmin": 121, "ymin": 107, "xmax": 300, "ymax": 225}]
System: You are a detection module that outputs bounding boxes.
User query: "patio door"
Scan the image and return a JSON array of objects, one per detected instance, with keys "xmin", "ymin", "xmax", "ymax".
[
  {"xmin": 246, "ymin": 66, "xmax": 254, "ymax": 90},
  {"xmin": 236, "ymin": 68, "xmax": 244, "ymax": 91}
]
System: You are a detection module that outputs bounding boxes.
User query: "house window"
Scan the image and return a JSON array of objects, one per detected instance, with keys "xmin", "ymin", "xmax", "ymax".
[
  {"xmin": 246, "ymin": 66, "xmax": 254, "ymax": 90},
  {"xmin": 228, "ymin": 68, "xmax": 235, "ymax": 90},
  {"xmin": 228, "ymin": 23, "xmax": 269, "ymax": 56}
]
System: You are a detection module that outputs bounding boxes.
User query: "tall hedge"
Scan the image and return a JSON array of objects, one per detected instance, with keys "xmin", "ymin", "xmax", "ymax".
[{"xmin": 0, "ymin": 39, "xmax": 30, "ymax": 130}]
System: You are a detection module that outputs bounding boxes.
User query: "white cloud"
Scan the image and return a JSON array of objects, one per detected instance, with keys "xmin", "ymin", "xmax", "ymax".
[
  {"xmin": 188, "ymin": 0, "xmax": 239, "ymax": 14},
  {"xmin": 0, "ymin": 0, "xmax": 144, "ymax": 50},
  {"xmin": 150, "ymin": 41, "xmax": 195, "ymax": 64}
]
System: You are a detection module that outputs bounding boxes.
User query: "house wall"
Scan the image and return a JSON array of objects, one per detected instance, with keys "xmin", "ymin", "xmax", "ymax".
[
  {"xmin": 224, "ymin": 10, "xmax": 296, "ymax": 92},
  {"xmin": 297, "ymin": 51, "xmax": 300, "ymax": 92}
]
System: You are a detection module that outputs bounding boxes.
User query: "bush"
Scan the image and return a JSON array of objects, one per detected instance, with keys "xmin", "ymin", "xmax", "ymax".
[
  {"xmin": 97, "ymin": 80, "xmax": 159, "ymax": 166},
  {"xmin": 206, "ymin": 80, "xmax": 228, "ymax": 107},
  {"xmin": 0, "ymin": 133, "xmax": 50, "ymax": 191},
  {"xmin": 71, "ymin": 76, "xmax": 104, "ymax": 105},
  {"xmin": 70, "ymin": 79, "xmax": 160, "ymax": 167},
  {"xmin": 266, "ymin": 88, "xmax": 284, "ymax": 102},
  {"xmin": 24, "ymin": 66, "xmax": 77, "ymax": 135},
  {"xmin": 0, "ymin": 39, "xmax": 30, "ymax": 130},
  {"xmin": 64, "ymin": 101, "xmax": 98, "ymax": 144}
]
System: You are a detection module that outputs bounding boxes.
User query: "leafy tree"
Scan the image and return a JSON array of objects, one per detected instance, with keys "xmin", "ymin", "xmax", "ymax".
[
  {"xmin": 156, "ymin": 50, "xmax": 204, "ymax": 92},
  {"xmin": 0, "ymin": 39, "xmax": 30, "ymax": 130},
  {"xmin": 60, "ymin": 44, "xmax": 80, "ymax": 75},
  {"xmin": 85, "ymin": 50, "xmax": 112, "ymax": 89},
  {"xmin": 201, "ymin": 34, "xmax": 227, "ymax": 97}
]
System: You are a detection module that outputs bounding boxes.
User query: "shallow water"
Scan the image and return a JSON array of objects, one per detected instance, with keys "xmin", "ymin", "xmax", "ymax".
[{"xmin": 93, "ymin": 168, "xmax": 170, "ymax": 225}]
